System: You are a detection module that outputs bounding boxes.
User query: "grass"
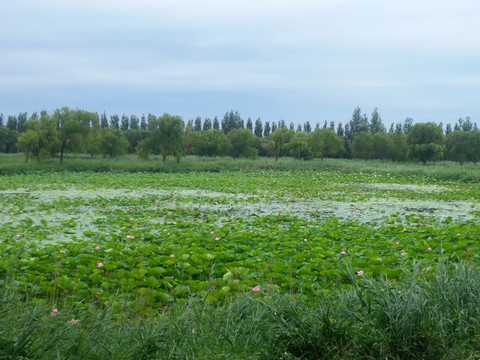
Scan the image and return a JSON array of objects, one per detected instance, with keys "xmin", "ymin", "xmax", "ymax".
[
  {"xmin": 2, "ymin": 260, "xmax": 480, "ymax": 359},
  {"xmin": 2, "ymin": 152, "xmax": 480, "ymax": 182}
]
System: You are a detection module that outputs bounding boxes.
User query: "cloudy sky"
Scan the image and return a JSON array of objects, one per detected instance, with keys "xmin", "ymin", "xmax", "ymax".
[{"xmin": 1, "ymin": 0, "xmax": 479, "ymax": 127}]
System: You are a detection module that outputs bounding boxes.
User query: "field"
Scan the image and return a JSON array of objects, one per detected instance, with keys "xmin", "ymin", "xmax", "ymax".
[{"xmin": 2, "ymin": 160, "xmax": 480, "ymax": 358}]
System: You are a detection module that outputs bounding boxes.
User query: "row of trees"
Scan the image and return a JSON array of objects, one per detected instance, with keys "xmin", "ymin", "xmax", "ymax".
[{"xmin": 0, "ymin": 107, "xmax": 477, "ymax": 164}]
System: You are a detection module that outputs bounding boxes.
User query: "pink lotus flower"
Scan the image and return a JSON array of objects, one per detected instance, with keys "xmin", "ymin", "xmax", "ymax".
[
  {"xmin": 97, "ymin": 262, "xmax": 104, "ymax": 268},
  {"xmin": 69, "ymin": 318, "xmax": 80, "ymax": 325},
  {"xmin": 95, "ymin": 246, "xmax": 100, "ymax": 250},
  {"xmin": 60, "ymin": 249, "xmax": 66, "ymax": 254},
  {"xmin": 215, "ymin": 237, "xmax": 220, "ymax": 242},
  {"xmin": 303, "ymin": 238, "xmax": 308, "ymax": 242},
  {"xmin": 50, "ymin": 308, "xmax": 58, "ymax": 317},
  {"xmin": 210, "ymin": 231, "xmax": 215, "ymax": 235},
  {"xmin": 251, "ymin": 286, "xmax": 260, "ymax": 292},
  {"xmin": 170, "ymin": 254, "xmax": 175, "ymax": 258},
  {"xmin": 401, "ymin": 249, "xmax": 405, "ymax": 253},
  {"xmin": 340, "ymin": 251, "xmax": 346, "ymax": 255},
  {"xmin": 428, "ymin": 247, "xmax": 432, "ymax": 251},
  {"xmin": 173, "ymin": 221, "xmax": 177, "ymax": 225},
  {"xmin": 357, "ymin": 270, "xmax": 364, "ymax": 276},
  {"xmin": 395, "ymin": 241, "xmax": 400, "ymax": 245}
]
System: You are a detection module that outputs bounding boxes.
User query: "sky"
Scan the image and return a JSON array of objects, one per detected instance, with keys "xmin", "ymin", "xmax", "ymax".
[{"xmin": 1, "ymin": 0, "xmax": 479, "ymax": 127}]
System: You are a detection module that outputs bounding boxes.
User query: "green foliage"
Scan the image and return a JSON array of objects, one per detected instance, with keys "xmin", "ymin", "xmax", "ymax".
[
  {"xmin": 408, "ymin": 122, "xmax": 444, "ymax": 164},
  {"xmin": 53, "ymin": 107, "xmax": 97, "ymax": 164},
  {"xmin": 372, "ymin": 132, "xmax": 391, "ymax": 160},
  {"xmin": 309, "ymin": 128, "xmax": 344, "ymax": 159},
  {"xmin": 227, "ymin": 128, "xmax": 257, "ymax": 158},
  {"xmin": 389, "ymin": 133, "xmax": 408, "ymax": 162},
  {"xmin": 221, "ymin": 110, "xmax": 243, "ymax": 135},
  {"xmin": 269, "ymin": 127, "xmax": 295, "ymax": 161},
  {"xmin": 17, "ymin": 115, "xmax": 59, "ymax": 162},
  {"xmin": 0, "ymin": 127, "xmax": 18, "ymax": 153},
  {"xmin": 100, "ymin": 128, "xmax": 129, "ymax": 158},
  {"xmin": 190, "ymin": 130, "xmax": 232, "ymax": 157},
  {"xmin": 287, "ymin": 131, "xmax": 313, "ymax": 160},
  {"xmin": 351, "ymin": 132, "xmax": 374, "ymax": 160},
  {"xmin": 149, "ymin": 113, "xmax": 185, "ymax": 162},
  {"xmin": 444, "ymin": 130, "xmax": 480, "ymax": 164}
]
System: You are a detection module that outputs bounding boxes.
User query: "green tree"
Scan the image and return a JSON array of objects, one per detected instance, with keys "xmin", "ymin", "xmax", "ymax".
[
  {"xmin": 85, "ymin": 123, "xmax": 102, "ymax": 158},
  {"xmin": 369, "ymin": 108, "xmax": 385, "ymax": 134},
  {"xmin": 444, "ymin": 130, "xmax": 479, "ymax": 164},
  {"xmin": 129, "ymin": 115, "xmax": 139, "ymax": 130},
  {"xmin": 191, "ymin": 130, "xmax": 231, "ymax": 157},
  {"xmin": 150, "ymin": 114, "xmax": 185, "ymax": 162},
  {"xmin": 100, "ymin": 112, "xmax": 109, "ymax": 128},
  {"xmin": 213, "ymin": 116, "xmax": 220, "ymax": 130},
  {"xmin": 351, "ymin": 132, "xmax": 374, "ymax": 160},
  {"xmin": 17, "ymin": 112, "xmax": 28, "ymax": 132},
  {"xmin": 6, "ymin": 115, "xmax": 17, "ymax": 131},
  {"xmin": 246, "ymin": 117, "xmax": 253, "ymax": 131},
  {"xmin": 100, "ymin": 128, "xmax": 129, "ymax": 158},
  {"xmin": 121, "ymin": 114, "xmax": 129, "ymax": 131},
  {"xmin": 17, "ymin": 129, "xmax": 40, "ymax": 161},
  {"xmin": 254, "ymin": 118, "xmax": 263, "ymax": 137},
  {"xmin": 349, "ymin": 107, "xmax": 369, "ymax": 139},
  {"xmin": 110, "ymin": 114, "xmax": 120, "ymax": 129},
  {"xmin": 309, "ymin": 128, "xmax": 344, "ymax": 159},
  {"xmin": 303, "ymin": 121, "xmax": 311, "ymax": 132},
  {"xmin": 222, "ymin": 110, "xmax": 242, "ymax": 134},
  {"xmin": 17, "ymin": 115, "xmax": 59, "ymax": 161},
  {"xmin": 203, "ymin": 117, "xmax": 212, "ymax": 131},
  {"xmin": 271, "ymin": 121, "xmax": 277, "ymax": 133},
  {"xmin": 263, "ymin": 121, "xmax": 271, "ymax": 137},
  {"xmin": 269, "ymin": 127, "xmax": 295, "ymax": 161},
  {"xmin": 407, "ymin": 122, "xmax": 444, "ymax": 164},
  {"xmin": 403, "ymin": 117, "xmax": 413, "ymax": 134},
  {"xmin": 0, "ymin": 127, "xmax": 18, "ymax": 153},
  {"xmin": 372, "ymin": 132, "xmax": 391, "ymax": 160},
  {"xmin": 287, "ymin": 131, "xmax": 313, "ymax": 160},
  {"xmin": 194, "ymin": 116, "xmax": 202, "ymax": 131},
  {"xmin": 53, "ymin": 107, "xmax": 93, "ymax": 164},
  {"xmin": 227, "ymin": 128, "xmax": 257, "ymax": 158},
  {"xmin": 468, "ymin": 130, "xmax": 480, "ymax": 163},
  {"xmin": 140, "ymin": 115, "xmax": 147, "ymax": 130},
  {"xmin": 388, "ymin": 133, "xmax": 408, "ymax": 162}
]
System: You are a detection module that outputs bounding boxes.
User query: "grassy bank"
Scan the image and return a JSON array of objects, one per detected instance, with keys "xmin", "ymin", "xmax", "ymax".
[{"xmin": 1, "ymin": 153, "xmax": 480, "ymax": 182}]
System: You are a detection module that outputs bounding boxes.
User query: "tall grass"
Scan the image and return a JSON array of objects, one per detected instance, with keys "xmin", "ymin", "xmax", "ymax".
[
  {"xmin": 2, "ymin": 261, "xmax": 480, "ymax": 359},
  {"xmin": 2, "ymin": 153, "xmax": 480, "ymax": 182}
]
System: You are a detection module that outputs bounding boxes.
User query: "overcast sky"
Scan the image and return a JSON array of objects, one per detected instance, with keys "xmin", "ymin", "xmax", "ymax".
[{"xmin": 1, "ymin": 0, "xmax": 479, "ymax": 127}]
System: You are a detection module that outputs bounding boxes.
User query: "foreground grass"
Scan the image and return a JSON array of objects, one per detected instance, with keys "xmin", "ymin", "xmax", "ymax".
[
  {"xmin": 2, "ymin": 153, "xmax": 480, "ymax": 182},
  {"xmin": 2, "ymin": 261, "xmax": 480, "ymax": 359}
]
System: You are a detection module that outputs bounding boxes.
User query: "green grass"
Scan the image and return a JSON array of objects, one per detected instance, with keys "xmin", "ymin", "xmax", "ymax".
[{"xmin": 2, "ymin": 152, "xmax": 480, "ymax": 182}]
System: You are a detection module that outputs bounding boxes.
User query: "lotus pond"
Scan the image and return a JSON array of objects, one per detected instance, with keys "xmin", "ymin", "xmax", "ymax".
[{"xmin": 1, "ymin": 170, "xmax": 480, "ymax": 314}]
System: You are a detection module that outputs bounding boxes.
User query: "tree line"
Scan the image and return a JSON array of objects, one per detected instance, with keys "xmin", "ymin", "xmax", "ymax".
[{"xmin": 0, "ymin": 106, "xmax": 478, "ymax": 164}]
